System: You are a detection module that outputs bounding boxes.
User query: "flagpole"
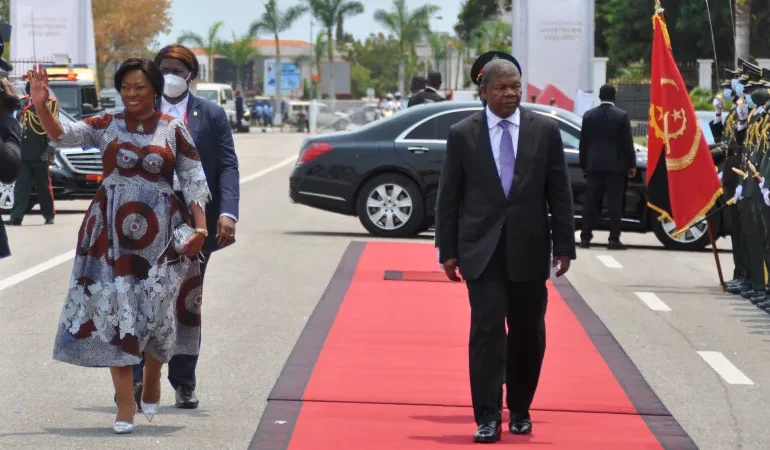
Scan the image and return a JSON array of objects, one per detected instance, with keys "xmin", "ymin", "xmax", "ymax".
[{"xmin": 706, "ymin": 217, "xmax": 726, "ymax": 291}]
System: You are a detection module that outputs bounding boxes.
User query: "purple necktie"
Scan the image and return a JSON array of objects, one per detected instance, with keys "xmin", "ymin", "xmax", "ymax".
[{"xmin": 498, "ymin": 120, "xmax": 515, "ymax": 196}]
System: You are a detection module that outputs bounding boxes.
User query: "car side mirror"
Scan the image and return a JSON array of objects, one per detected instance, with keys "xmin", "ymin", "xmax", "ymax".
[{"xmin": 82, "ymin": 103, "xmax": 96, "ymax": 115}]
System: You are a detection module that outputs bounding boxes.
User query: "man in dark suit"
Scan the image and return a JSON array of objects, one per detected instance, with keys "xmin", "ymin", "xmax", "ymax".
[
  {"xmin": 578, "ymin": 84, "xmax": 636, "ymax": 250},
  {"xmin": 408, "ymin": 70, "xmax": 446, "ymax": 107},
  {"xmin": 436, "ymin": 51, "xmax": 576, "ymax": 443},
  {"xmin": 120, "ymin": 44, "xmax": 240, "ymax": 411}
]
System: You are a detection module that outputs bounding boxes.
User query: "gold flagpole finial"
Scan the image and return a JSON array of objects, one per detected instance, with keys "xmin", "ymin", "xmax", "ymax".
[{"xmin": 655, "ymin": 0, "xmax": 663, "ymax": 12}]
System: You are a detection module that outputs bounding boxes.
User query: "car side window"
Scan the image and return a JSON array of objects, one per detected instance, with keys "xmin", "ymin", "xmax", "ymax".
[
  {"xmin": 557, "ymin": 123, "xmax": 581, "ymax": 149},
  {"xmin": 404, "ymin": 110, "xmax": 477, "ymax": 140}
]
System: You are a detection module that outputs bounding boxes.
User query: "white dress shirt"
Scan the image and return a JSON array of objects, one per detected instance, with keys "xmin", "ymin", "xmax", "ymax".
[
  {"xmin": 485, "ymin": 107, "xmax": 521, "ymax": 177},
  {"xmin": 161, "ymin": 94, "xmax": 189, "ymax": 120},
  {"xmin": 162, "ymin": 94, "xmax": 238, "ymax": 223}
]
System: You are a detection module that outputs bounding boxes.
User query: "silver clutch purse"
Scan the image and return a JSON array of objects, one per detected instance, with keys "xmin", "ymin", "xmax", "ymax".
[{"xmin": 172, "ymin": 223, "xmax": 196, "ymax": 253}]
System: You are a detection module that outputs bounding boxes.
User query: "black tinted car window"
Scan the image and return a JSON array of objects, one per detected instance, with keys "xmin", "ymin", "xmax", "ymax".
[
  {"xmin": 558, "ymin": 124, "xmax": 580, "ymax": 149},
  {"xmin": 405, "ymin": 110, "xmax": 477, "ymax": 140}
]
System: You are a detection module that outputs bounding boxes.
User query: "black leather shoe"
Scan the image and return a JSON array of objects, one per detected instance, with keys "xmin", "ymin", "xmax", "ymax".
[
  {"xmin": 44, "ymin": 218, "xmax": 54, "ymax": 225},
  {"xmin": 473, "ymin": 421, "xmax": 502, "ymax": 443},
  {"xmin": 749, "ymin": 293, "xmax": 767, "ymax": 304},
  {"xmin": 607, "ymin": 241, "xmax": 627, "ymax": 250},
  {"xmin": 509, "ymin": 414, "xmax": 532, "ymax": 435},
  {"xmin": 4, "ymin": 219, "xmax": 20, "ymax": 226},
  {"xmin": 727, "ymin": 284, "xmax": 745, "ymax": 295},
  {"xmin": 113, "ymin": 382, "xmax": 143, "ymax": 411},
  {"xmin": 741, "ymin": 290, "xmax": 765, "ymax": 301},
  {"xmin": 579, "ymin": 240, "xmax": 590, "ymax": 249},
  {"xmin": 175, "ymin": 385, "xmax": 199, "ymax": 409}
]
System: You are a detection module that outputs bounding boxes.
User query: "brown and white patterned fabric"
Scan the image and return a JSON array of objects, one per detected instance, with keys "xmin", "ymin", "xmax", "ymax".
[{"xmin": 52, "ymin": 111, "xmax": 211, "ymax": 367}]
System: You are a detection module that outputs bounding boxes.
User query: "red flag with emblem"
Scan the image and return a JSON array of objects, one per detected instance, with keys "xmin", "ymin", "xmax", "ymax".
[{"xmin": 646, "ymin": 10, "xmax": 723, "ymax": 233}]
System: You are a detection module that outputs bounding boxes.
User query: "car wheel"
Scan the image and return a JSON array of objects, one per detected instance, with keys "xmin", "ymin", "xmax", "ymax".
[
  {"xmin": 0, "ymin": 181, "xmax": 35, "ymax": 215},
  {"xmin": 357, "ymin": 174, "xmax": 425, "ymax": 238},
  {"xmin": 650, "ymin": 212, "xmax": 716, "ymax": 251}
]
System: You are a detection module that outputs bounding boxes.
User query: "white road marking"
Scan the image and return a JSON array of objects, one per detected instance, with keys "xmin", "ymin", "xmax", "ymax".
[
  {"xmin": 634, "ymin": 292, "xmax": 671, "ymax": 311},
  {"xmin": 240, "ymin": 156, "xmax": 297, "ymax": 184},
  {"xmin": 0, "ymin": 251, "xmax": 75, "ymax": 293},
  {"xmin": 0, "ymin": 157, "xmax": 297, "ymax": 293},
  {"xmin": 595, "ymin": 254, "xmax": 623, "ymax": 269},
  {"xmin": 697, "ymin": 351, "xmax": 754, "ymax": 385}
]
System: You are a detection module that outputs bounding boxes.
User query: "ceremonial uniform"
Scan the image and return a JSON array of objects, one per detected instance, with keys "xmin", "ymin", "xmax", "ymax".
[
  {"xmin": 8, "ymin": 96, "xmax": 58, "ymax": 225},
  {"xmin": 736, "ymin": 87, "xmax": 767, "ymax": 299},
  {"xmin": 712, "ymin": 88, "xmax": 745, "ymax": 283}
]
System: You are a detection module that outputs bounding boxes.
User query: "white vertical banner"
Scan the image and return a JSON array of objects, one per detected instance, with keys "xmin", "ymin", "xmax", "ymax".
[
  {"xmin": 10, "ymin": 0, "xmax": 96, "ymax": 68},
  {"xmin": 512, "ymin": 0, "xmax": 594, "ymax": 111}
]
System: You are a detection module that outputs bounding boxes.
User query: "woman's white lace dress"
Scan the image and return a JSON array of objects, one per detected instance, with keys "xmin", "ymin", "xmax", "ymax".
[{"xmin": 52, "ymin": 111, "xmax": 211, "ymax": 367}]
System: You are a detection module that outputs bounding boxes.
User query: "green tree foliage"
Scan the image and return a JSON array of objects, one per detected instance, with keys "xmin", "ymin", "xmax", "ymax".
[
  {"xmin": 454, "ymin": 0, "xmax": 500, "ymax": 43},
  {"xmin": 342, "ymin": 33, "xmax": 403, "ymax": 97},
  {"xmin": 597, "ymin": 0, "xmax": 770, "ymax": 77}
]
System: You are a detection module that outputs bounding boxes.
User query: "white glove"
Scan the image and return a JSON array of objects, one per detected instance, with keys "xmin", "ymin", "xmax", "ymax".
[
  {"xmin": 761, "ymin": 177, "xmax": 766, "ymax": 190},
  {"xmin": 763, "ymin": 188, "xmax": 770, "ymax": 207},
  {"xmin": 734, "ymin": 184, "xmax": 744, "ymax": 202}
]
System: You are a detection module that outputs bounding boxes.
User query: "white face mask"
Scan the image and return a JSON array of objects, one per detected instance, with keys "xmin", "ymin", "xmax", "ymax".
[
  {"xmin": 163, "ymin": 74, "xmax": 189, "ymax": 98},
  {"xmin": 735, "ymin": 83, "xmax": 745, "ymax": 97},
  {"xmin": 723, "ymin": 88, "xmax": 733, "ymax": 99}
]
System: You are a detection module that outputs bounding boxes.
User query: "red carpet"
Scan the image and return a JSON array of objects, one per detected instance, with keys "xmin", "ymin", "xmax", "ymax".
[{"xmin": 250, "ymin": 242, "xmax": 696, "ymax": 449}]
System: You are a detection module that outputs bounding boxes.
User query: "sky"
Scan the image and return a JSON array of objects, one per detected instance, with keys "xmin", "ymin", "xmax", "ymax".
[{"xmin": 156, "ymin": 0, "xmax": 462, "ymax": 46}]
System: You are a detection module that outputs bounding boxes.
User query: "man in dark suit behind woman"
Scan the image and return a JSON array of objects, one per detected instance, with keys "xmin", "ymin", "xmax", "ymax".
[
  {"xmin": 408, "ymin": 70, "xmax": 445, "ymax": 107},
  {"xmin": 125, "ymin": 44, "xmax": 240, "ymax": 410},
  {"xmin": 436, "ymin": 51, "xmax": 576, "ymax": 443},
  {"xmin": 578, "ymin": 84, "xmax": 637, "ymax": 250}
]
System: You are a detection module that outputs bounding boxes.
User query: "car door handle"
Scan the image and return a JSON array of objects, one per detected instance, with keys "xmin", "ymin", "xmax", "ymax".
[{"xmin": 408, "ymin": 146, "xmax": 430, "ymax": 153}]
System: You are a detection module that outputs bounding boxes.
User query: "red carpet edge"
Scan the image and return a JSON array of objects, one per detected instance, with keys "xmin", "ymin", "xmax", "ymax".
[{"xmin": 248, "ymin": 241, "xmax": 697, "ymax": 450}]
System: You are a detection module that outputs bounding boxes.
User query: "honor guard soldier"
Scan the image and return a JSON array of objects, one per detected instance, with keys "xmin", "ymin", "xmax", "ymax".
[
  {"xmin": 734, "ymin": 71, "xmax": 769, "ymax": 301},
  {"xmin": 5, "ymin": 82, "xmax": 58, "ymax": 226},
  {"xmin": 712, "ymin": 64, "xmax": 748, "ymax": 289},
  {"xmin": 753, "ymin": 83, "xmax": 770, "ymax": 312},
  {"xmin": 728, "ymin": 60, "xmax": 764, "ymax": 297}
]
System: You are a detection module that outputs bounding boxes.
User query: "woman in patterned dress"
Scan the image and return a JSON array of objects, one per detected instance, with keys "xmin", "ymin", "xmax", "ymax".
[{"xmin": 28, "ymin": 59, "xmax": 211, "ymax": 433}]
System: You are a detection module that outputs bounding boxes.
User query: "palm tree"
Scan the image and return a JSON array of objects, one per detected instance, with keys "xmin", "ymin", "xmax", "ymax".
[
  {"xmin": 374, "ymin": 0, "xmax": 439, "ymax": 95},
  {"xmin": 428, "ymin": 31, "xmax": 450, "ymax": 78},
  {"xmin": 220, "ymin": 32, "xmax": 260, "ymax": 90},
  {"xmin": 305, "ymin": 0, "xmax": 365, "ymax": 110},
  {"xmin": 250, "ymin": 0, "xmax": 307, "ymax": 126},
  {"xmin": 314, "ymin": 31, "xmax": 328, "ymax": 99},
  {"xmin": 179, "ymin": 21, "xmax": 225, "ymax": 82},
  {"xmin": 734, "ymin": 0, "xmax": 751, "ymax": 63}
]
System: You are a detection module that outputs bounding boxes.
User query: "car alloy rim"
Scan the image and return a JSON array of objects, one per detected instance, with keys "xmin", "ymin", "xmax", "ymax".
[
  {"xmin": 659, "ymin": 216, "xmax": 706, "ymax": 244},
  {"xmin": 366, "ymin": 183, "xmax": 413, "ymax": 231},
  {"xmin": 0, "ymin": 182, "xmax": 14, "ymax": 210}
]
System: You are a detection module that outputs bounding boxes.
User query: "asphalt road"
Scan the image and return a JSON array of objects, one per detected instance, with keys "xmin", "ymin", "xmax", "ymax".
[{"xmin": 0, "ymin": 131, "xmax": 767, "ymax": 449}]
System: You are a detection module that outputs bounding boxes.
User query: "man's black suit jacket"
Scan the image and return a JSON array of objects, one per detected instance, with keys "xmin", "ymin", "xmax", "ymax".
[
  {"xmin": 408, "ymin": 88, "xmax": 445, "ymax": 107},
  {"xmin": 578, "ymin": 103, "xmax": 636, "ymax": 173},
  {"xmin": 436, "ymin": 108, "xmax": 576, "ymax": 282}
]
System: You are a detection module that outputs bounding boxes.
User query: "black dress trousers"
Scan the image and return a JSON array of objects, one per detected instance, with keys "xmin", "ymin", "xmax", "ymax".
[{"xmin": 464, "ymin": 228, "xmax": 548, "ymax": 425}]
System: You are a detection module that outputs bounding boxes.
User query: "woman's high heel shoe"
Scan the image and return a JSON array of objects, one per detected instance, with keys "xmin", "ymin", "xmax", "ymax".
[
  {"xmin": 141, "ymin": 400, "xmax": 158, "ymax": 423},
  {"xmin": 113, "ymin": 420, "xmax": 134, "ymax": 434},
  {"xmin": 113, "ymin": 406, "xmax": 137, "ymax": 434}
]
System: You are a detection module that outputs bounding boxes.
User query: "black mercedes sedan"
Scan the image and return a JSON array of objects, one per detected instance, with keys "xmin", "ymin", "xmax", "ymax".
[{"xmin": 289, "ymin": 101, "xmax": 732, "ymax": 251}]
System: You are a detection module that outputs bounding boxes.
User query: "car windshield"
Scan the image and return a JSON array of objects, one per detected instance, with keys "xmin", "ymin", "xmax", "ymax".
[
  {"xmin": 48, "ymin": 85, "xmax": 78, "ymax": 113},
  {"xmin": 197, "ymin": 90, "xmax": 218, "ymax": 101}
]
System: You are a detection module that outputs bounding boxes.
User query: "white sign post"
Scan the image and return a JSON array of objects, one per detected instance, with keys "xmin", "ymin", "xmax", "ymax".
[
  {"xmin": 10, "ymin": 0, "xmax": 96, "ymax": 72},
  {"xmin": 512, "ymin": 0, "xmax": 594, "ymax": 112}
]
